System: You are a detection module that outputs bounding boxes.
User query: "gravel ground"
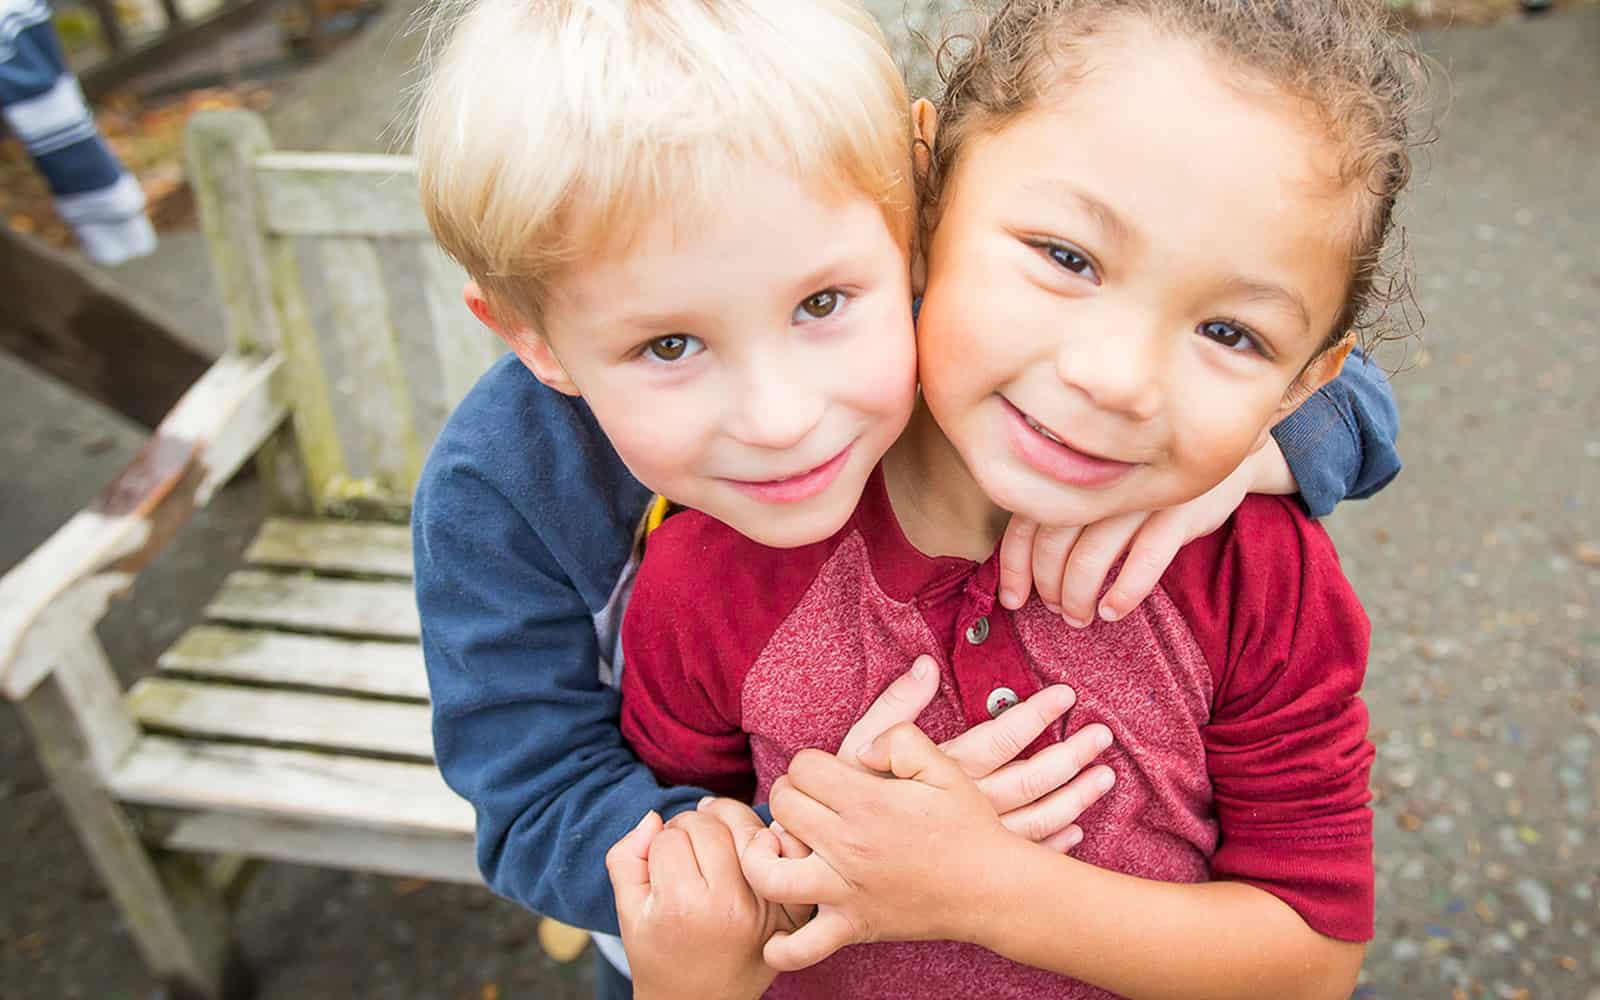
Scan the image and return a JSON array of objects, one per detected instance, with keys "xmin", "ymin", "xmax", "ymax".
[{"xmin": 3, "ymin": 4, "xmax": 1597, "ymax": 999}]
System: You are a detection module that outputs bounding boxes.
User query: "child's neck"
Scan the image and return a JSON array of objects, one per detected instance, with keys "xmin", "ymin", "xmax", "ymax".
[{"xmin": 882, "ymin": 400, "xmax": 1011, "ymax": 562}]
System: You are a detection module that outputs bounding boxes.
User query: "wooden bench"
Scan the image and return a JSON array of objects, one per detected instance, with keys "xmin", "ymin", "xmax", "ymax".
[{"xmin": 0, "ymin": 110, "xmax": 510, "ymax": 998}]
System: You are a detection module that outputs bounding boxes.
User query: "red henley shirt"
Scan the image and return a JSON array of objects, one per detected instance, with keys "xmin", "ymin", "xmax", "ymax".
[{"xmin": 621, "ymin": 467, "xmax": 1375, "ymax": 999}]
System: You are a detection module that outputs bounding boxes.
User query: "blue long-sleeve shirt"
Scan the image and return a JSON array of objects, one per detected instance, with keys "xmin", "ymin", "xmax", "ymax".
[{"xmin": 413, "ymin": 349, "xmax": 1399, "ymax": 935}]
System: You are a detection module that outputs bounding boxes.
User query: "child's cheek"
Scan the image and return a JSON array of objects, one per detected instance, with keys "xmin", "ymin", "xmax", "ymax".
[{"xmin": 845, "ymin": 322, "xmax": 918, "ymax": 423}]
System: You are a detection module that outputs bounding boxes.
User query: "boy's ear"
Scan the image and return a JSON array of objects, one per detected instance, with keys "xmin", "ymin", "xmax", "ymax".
[
  {"xmin": 463, "ymin": 280, "xmax": 581, "ymax": 396},
  {"xmin": 1269, "ymin": 335, "xmax": 1356, "ymax": 427}
]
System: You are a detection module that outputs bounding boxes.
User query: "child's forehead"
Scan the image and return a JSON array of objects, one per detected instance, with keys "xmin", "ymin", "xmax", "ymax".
[{"xmin": 547, "ymin": 173, "xmax": 908, "ymax": 321}]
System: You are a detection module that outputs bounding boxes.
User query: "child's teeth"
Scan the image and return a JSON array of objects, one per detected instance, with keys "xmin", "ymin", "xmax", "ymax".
[{"xmin": 1025, "ymin": 414, "xmax": 1065, "ymax": 445}]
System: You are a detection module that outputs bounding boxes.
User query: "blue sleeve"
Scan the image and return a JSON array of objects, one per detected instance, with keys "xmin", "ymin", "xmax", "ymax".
[
  {"xmin": 1270, "ymin": 349, "xmax": 1401, "ymax": 518},
  {"xmin": 414, "ymin": 466, "xmax": 705, "ymax": 935}
]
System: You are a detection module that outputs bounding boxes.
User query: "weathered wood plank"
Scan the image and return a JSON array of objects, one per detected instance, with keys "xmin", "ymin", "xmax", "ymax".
[
  {"xmin": 245, "ymin": 518, "xmax": 413, "ymax": 578},
  {"xmin": 205, "ymin": 570, "xmax": 419, "ymax": 639},
  {"xmin": 420, "ymin": 243, "xmax": 502, "ymax": 409},
  {"xmin": 255, "ymin": 154, "xmax": 428, "ymax": 238},
  {"xmin": 160, "ymin": 625, "xmax": 427, "ymax": 700},
  {"xmin": 317, "ymin": 237, "xmax": 424, "ymax": 495},
  {"xmin": 54, "ymin": 631, "xmax": 140, "ymax": 778},
  {"xmin": 110, "ymin": 736, "xmax": 474, "ymax": 836},
  {"xmin": 0, "ymin": 352, "xmax": 286, "ymax": 700},
  {"xmin": 267, "ymin": 233, "xmax": 350, "ymax": 511},
  {"xmin": 21, "ymin": 679, "xmax": 234, "ymax": 995},
  {"xmin": 157, "ymin": 812, "xmax": 479, "ymax": 885},
  {"xmin": 127, "ymin": 677, "xmax": 432, "ymax": 760},
  {"xmin": 187, "ymin": 111, "xmax": 279, "ymax": 354}
]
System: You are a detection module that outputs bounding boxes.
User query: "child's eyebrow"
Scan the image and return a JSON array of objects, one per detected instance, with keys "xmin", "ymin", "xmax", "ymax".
[
  {"xmin": 1217, "ymin": 275, "xmax": 1311, "ymax": 334},
  {"xmin": 1020, "ymin": 178, "xmax": 1133, "ymax": 250}
]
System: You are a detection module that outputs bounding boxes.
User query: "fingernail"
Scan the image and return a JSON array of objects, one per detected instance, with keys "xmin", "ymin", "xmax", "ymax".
[
  {"xmin": 1097, "ymin": 769, "xmax": 1116, "ymax": 791},
  {"xmin": 1063, "ymin": 615, "xmax": 1088, "ymax": 629},
  {"xmin": 912, "ymin": 658, "xmax": 931, "ymax": 680},
  {"xmin": 1098, "ymin": 603, "xmax": 1120, "ymax": 623},
  {"xmin": 634, "ymin": 811, "xmax": 655, "ymax": 831},
  {"xmin": 697, "ymin": 796, "xmax": 714, "ymax": 810},
  {"xmin": 1044, "ymin": 602, "xmax": 1061, "ymax": 615},
  {"xmin": 855, "ymin": 743, "xmax": 875, "ymax": 761},
  {"xmin": 1066, "ymin": 827, "xmax": 1083, "ymax": 848},
  {"xmin": 999, "ymin": 589, "xmax": 1020, "ymax": 609},
  {"xmin": 1094, "ymin": 727, "xmax": 1112, "ymax": 750}
]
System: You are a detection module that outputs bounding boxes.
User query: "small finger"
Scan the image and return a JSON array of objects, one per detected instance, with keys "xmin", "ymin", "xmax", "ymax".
[
  {"xmin": 646, "ymin": 827, "xmax": 703, "ymax": 902},
  {"xmin": 857, "ymin": 721, "xmax": 965, "ymax": 787},
  {"xmin": 1030, "ymin": 524, "xmax": 1081, "ymax": 611},
  {"xmin": 674, "ymin": 810, "xmax": 744, "ymax": 893},
  {"xmin": 998, "ymin": 517, "xmax": 1039, "ymax": 610},
  {"xmin": 605, "ymin": 811, "xmax": 663, "ymax": 915},
  {"xmin": 944, "ymin": 684, "xmax": 1075, "ymax": 780},
  {"xmin": 977, "ymin": 721, "xmax": 1110, "ymax": 816},
  {"xmin": 739, "ymin": 830, "xmax": 841, "ymax": 906},
  {"xmin": 1040, "ymin": 824, "xmax": 1084, "ymax": 854},
  {"xmin": 1059, "ymin": 514, "xmax": 1145, "ymax": 626},
  {"xmin": 695, "ymin": 796, "xmax": 765, "ymax": 836},
  {"xmin": 777, "ymin": 826, "xmax": 812, "ymax": 859},
  {"xmin": 998, "ymin": 763, "xmax": 1116, "ymax": 844},
  {"xmin": 763, "ymin": 909, "xmax": 859, "ymax": 972},
  {"xmin": 1098, "ymin": 516, "xmax": 1187, "ymax": 623},
  {"xmin": 768, "ymin": 773, "xmax": 847, "ymax": 849},
  {"xmin": 836, "ymin": 657, "xmax": 940, "ymax": 764}
]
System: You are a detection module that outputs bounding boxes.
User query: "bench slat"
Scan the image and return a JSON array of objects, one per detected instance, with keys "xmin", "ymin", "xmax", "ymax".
[
  {"xmin": 205, "ymin": 570, "xmax": 419, "ymax": 639},
  {"xmin": 159, "ymin": 625, "xmax": 427, "ymax": 700},
  {"xmin": 254, "ymin": 153, "xmax": 430, "ymax": 239},
  {"xmin": 245, "ymin": 518, "xmax": 413, "ymax": 578},
  {"xmin": 128, "ymin": 677, "xmax": 432, "ymax": 759},
  {"xmin": 110, "ymin": 736, "xmax": 472, "ymax": 836},
  {"xmin": 420, "ymin": 243, "xmax": 503, "ymax": 411},
  {"xmin": 320, "ymin": 237, "xmax": 424, "ymax": 496},
  {"xmin": 157, "ymin": 811, "xmax": 479, "ymax": 885}
]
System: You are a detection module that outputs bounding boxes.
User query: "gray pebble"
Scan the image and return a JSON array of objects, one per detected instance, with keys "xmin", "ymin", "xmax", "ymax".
[{"xmin": 1510, "ymin": 876, "xmax": 1548, "ymax": 921}]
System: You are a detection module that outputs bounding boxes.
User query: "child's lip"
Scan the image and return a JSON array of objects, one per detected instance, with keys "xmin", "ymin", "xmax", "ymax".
[
  {"xmin": 1001, "ymin": 399, "xmax": 1137, "ymax": 488},
  {"xmin": 723, "ymin": 443, "xmax": 854, "ymax": 503}
]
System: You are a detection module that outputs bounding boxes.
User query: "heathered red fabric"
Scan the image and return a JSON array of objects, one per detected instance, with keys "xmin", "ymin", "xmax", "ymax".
[{"xmin": 621, "ymin": 468, "xmax": 1374, "ymax": 999}]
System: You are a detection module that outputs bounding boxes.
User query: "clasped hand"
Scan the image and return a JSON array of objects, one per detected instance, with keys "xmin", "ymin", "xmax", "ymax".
[{"xmin": 607, "ymin": 656, "xmax": 1114, "ymax": 999}]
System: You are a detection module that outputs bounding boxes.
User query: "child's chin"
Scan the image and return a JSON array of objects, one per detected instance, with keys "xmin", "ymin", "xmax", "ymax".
[{"xmin": 729, "ymin": 505, "xmax": 850, "ymax": 550}]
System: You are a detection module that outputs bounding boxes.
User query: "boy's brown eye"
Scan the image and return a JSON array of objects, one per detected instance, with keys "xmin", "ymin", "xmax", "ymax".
[
  {"xmin": 799, "ymin": 290, "xmax": 840, "ymax": 319},
  {"xmin": 648, "ymin": 335, "xmax": 689, "ymax": 361}
]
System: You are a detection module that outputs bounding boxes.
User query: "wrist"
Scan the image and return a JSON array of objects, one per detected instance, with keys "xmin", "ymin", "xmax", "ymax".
[
  {"xmin": 938, "ymin": 830, "xmax": 1048, "ymax": 948},
  {"xmin": 1247, "ymin": 439, "xmax": 1298, "ymax": 496}
]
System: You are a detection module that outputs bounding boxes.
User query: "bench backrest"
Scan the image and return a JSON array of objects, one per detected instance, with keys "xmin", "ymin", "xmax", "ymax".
[{"xmin": 186, "ymin": 110, "xmax": 500, "ymax": 517}]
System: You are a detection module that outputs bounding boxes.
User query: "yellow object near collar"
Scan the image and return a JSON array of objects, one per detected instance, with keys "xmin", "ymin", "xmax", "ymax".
[{"xmin": 644, "ymin": 494, "xmax": 671, "ymax": 536}]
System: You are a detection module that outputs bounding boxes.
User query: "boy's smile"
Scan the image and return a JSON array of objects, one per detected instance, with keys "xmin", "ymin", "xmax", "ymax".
[
  {"xmin": 499, "ymin": 164, "xmax": 917, "ymax": 549},
  {"xmin": 906, "ymin": 23, "xmax": 1358, "ymax": 544}
]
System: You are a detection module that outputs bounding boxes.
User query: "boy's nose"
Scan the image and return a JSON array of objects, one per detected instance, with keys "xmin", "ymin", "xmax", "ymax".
[{"xmin": 728, "ymin": 366, "xmax": 825, "ymax": 451}]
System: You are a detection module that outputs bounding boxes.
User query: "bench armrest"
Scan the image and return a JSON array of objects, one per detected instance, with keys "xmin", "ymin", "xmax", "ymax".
[{"xmin": 0, "ymin": 351, "xmax": 287, "ymax": 700}]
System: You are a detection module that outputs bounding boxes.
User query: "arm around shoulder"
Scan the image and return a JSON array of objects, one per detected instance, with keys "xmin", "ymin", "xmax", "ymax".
[
  {"xmin": 1272, "ymin": 348, "xmax": 1401, "ymax": 516},
  {"xmin": 414, "ymin": 460, "xmax": 704, "ymax": 933}
]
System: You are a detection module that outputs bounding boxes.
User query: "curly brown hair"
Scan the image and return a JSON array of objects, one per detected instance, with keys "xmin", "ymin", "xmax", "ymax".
[{"xmin": 920, "ymin": 0, "xmax": 1434, "ymax": 356}]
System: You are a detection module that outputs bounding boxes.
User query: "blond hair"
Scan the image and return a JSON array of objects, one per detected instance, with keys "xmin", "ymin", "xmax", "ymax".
[
  {"xmin": 922, "ymin": 0, "xmax": 1432, "ymax": 354},
  {"xmin": 414, "ymin": 0, "xmax": 915, "ymax": 329}
]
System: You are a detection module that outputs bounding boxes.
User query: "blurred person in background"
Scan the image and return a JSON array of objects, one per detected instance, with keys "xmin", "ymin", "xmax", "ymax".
[{"xmin": 1, "ymin": 0, "xmax": 156, "ymax": 265}]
